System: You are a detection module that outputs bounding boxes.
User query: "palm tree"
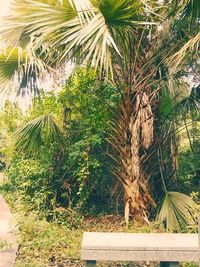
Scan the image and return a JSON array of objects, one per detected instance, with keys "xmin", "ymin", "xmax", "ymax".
[{"xmin": 0, "ymin": 0, "xmax": 198, "ymax": 227}]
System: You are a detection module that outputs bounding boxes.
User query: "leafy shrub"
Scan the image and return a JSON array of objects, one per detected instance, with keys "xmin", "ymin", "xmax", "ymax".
[{"xmin": 1, "ymin": 67, "xmax": 121, "ymax": 220}]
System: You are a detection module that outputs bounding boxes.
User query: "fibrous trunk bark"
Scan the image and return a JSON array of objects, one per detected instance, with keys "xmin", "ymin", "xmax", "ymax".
[{"xmin": 112, "ymin": 89, "xmax": 155, "ymax": 223}]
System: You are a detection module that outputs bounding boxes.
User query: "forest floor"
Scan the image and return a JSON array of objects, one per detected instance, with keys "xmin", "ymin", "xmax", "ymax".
[
  {"xmin": 0, "ymin": 190, "xmax": 158, "ymax": 266},
  {"xmin": 0, "ymin": 179, "xmax": 197, "ymax": 267},
  {"xmin": 14, "ymin": 214, "xmax": 160, "ymax": 267}
]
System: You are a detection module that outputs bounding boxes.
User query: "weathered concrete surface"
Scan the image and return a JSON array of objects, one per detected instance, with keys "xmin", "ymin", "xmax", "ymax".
[
  {"xmin": 0, "ymin": 176, "xmax": 18, "ymax": 267},
  {"xmin": 81, "ymin": 232, "xmax": 199, "ymax": 262}
]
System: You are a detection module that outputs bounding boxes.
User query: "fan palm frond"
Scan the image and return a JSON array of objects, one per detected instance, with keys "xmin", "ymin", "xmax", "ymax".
[
  {"xmin": 180, "ymin": 0, "xmax": 200, "ymax": 26},
  {"xmin": 0, "ymin": 48, "xmax": 19, "ymax": 91},
  {"xmin": 0, "ymin": 46, "xmax": 52, "ymax": 99},
  {"xmin": 0, "ymin": 47, "xmax": 28, "ymax": 94},
  {"xmin": 178, "ymin": 85, "xmax": 200, "ymax": 116},
  {"xmin": 27, "ymin": 0, "xmax": 120, "ymax": 76},
  {"xmin": 0, "ymin": 0, "xmax": 113, "ymax": 75},
  {"xmin": 157, "ymin": 191, "xmax": 197, "ymax": 232},
  {"xmin": 0, "ymin": 0, "xmax": 76, "ymax": 47},
  {"xmin": 169, "ymin": 0, "xmax": 191, "ymax": 20},
  {"xmin": 92, "ymin": 0, "xmax": 143, "ymax": 26},
  {"xmin": 14, "ymin": 113, "xmax": 65, "ymax": 155},
  {"xmin": 0, "ymin": 0, "xmax": 159, "ymax": 77},
  {"xmin": 167, "ymin": 0, "xmax": 200, "ymax": 70},
  {"xmin": 168, "ymin": 32, "xmax": 200, "ymax": 70}
]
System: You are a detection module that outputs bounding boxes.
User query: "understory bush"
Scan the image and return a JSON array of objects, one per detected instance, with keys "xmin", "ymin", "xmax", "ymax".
[
  {"xmin": 178, "ymin": 138, "xmax": 200, "ymax": 197},
  {"xmin": 0, "ymin": 68, "xmax": 122, "ymax": 220}
]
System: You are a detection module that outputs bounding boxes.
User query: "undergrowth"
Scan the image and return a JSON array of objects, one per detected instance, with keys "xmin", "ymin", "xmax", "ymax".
[
  {"xmin": 0, "ymin": 179, "xmax": 198, "ymax": 267},
  {"xmin": 0, "ymin": 179, "xmax": 162, "ymax": 267}
]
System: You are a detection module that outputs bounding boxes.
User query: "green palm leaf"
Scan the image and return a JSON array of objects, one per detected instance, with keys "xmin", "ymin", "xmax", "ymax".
[
  {"xmin": 0, "ymin": 52, "xmax": 18, "ymax": 89},
  {"xmin": 157, "ymin": 191, "xmax": 197, "ymax": 232},
  {"xmin": 180, "ymin": 0, "xmax": 200, "ymax": 26},
  {"xmin": 14, "ymin": 113, "xmax": 65, "ymax": 155},
  {"xmin": 92, "ymin": 0, "xmax": 143, "ymax": 26},
  {"xmin": 0, "ymin": 48, "xmax": 27, "ymax": 94},
  {"xmin": 178, "ymin": 86, "xmax": 200, "ymax": 116},
  {"xmin": 0, "ymin": 0, "xmax": 76, "ymax": 47},
  {"xmin": 0, "ymin": 0, "xmax": 158, "ymax": 77},
  {"xmin": 168, "ymin": 33, "xmax": 200, "ymax": 70},
  {"xmin": 22, "ymin": 0, "xmax": 120, "ymax": 75},
  {"xmin": 168, "ymin": 0, "xmax": 200, "ymax": 68},
  {"xmin": 0, "ymin": 46, "xmax": 51, "ymax": 98}
]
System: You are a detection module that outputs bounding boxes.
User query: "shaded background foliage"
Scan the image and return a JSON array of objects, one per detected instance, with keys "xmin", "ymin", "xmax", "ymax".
[
  {"xmin": 0, "ymin": 67, "xmax": 122, "ymax": 220},
  {"xmin": 0, "ymin": 67, "xmax": 199, "ymax": 225}
]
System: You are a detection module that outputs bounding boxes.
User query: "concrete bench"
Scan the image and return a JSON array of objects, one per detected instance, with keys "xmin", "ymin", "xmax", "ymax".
[{"xmin": 81, "ymin": 231, "xmax": 200, "ymax": 267}]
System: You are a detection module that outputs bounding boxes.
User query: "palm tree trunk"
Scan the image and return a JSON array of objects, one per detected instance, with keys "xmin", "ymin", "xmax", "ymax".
[{"xmin": 112, "ymin": 90, "xmax": 155, "ymax": 222}]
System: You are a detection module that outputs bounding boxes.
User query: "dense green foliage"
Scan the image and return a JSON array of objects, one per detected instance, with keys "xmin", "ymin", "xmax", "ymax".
[
  {"xmin": 0, "ymin": 67, "xmax": 199, "ymax": 225},
  {"xmin": 0, "ymin": 68, "xmax": 123, "ymax": 220}
]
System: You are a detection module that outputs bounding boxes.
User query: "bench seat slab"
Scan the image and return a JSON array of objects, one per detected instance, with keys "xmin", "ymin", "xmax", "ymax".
[
  {"xmin": 82, "ymin": 249, "xmax": 199, "ymax": 262},
  {"xmin": 81, "ymin": 233, "xmax": 199, "ymax": 262}
]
